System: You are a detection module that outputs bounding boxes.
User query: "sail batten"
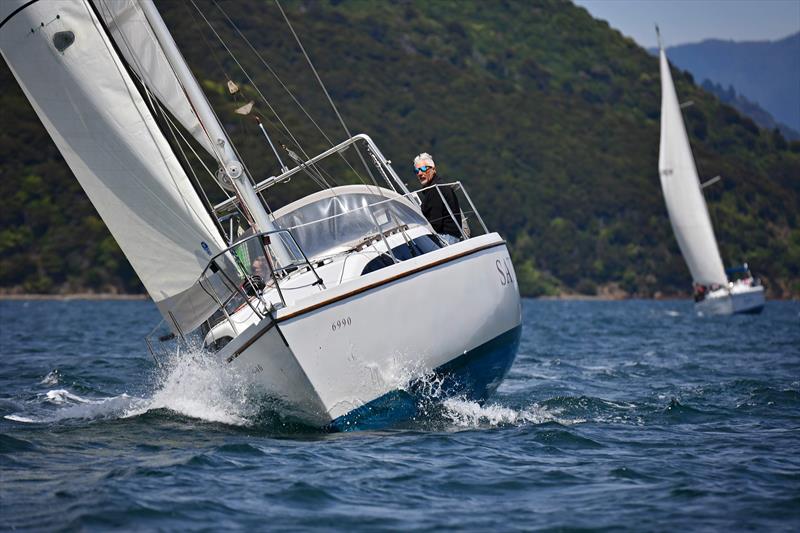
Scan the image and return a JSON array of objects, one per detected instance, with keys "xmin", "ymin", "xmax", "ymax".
[
  {"xmin": 658, "ymin": 47, "xmax": 728, "ymax": 287},
  {"xmin": 0, "ymin": 0, "xmax": 227, "ymax": 332}
]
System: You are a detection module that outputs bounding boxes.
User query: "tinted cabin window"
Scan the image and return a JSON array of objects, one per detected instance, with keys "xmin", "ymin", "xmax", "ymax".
[{"xmin": 361, "ymin": 235, "xmax": 442, "ymax": 275}]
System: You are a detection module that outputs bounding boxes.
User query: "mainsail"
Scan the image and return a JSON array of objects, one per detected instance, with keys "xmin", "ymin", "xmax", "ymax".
[
  {"xmin": 0, "ymin": 0, "xmax": 227, "ymax": 332},
  {"xmin": 657, "ymin": 44, "xmax": 728, "ymax": 287}
]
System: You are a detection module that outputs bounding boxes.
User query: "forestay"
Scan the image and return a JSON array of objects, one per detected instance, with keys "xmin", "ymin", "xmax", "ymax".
[
  {"xmin": 0, "ymin": 0, "xmax": 227, "ymax": 332},
  {"xmin": 658, "ymin": 47, "xmax": 728, "ymax": 287}
]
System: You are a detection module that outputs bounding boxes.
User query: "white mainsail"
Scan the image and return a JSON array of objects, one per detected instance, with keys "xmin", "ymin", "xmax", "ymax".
[
  {"xmin": 0, "ymin": 0, "xmax": 227, "ymax": 332},
  {"xmin": 658, "ymin": 45, "xmax": 728, "ymax": 287}
]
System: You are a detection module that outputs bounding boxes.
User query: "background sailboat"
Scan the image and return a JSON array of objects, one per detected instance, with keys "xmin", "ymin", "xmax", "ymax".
[{"xmin": 657, "ymin": 28, "xmax": 765, "ymax": 315}]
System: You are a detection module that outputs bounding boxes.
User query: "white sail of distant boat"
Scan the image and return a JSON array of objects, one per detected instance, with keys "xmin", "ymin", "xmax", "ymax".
[
  {"xmin": 656, "ymin": 28, "xmax": 765, "ymax": 315},
  {"xmin": 1, "ymin": 0, "xmax": 522, "ymax": 429}
]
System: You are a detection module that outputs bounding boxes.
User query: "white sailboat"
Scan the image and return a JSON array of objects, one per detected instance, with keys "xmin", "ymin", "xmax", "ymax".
[
  {"xmin": 657, "ymin": 29, "xmax": 765, "ymax": 315},
  {"xmin": 0, "ymin": 0, "xmax": 522, "ymax": 429}
]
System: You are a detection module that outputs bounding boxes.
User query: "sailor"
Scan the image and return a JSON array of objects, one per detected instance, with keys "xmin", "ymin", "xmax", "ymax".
[
  {"xmin": 413, "ymin": 152, "xmax": 462, "ymax": 245},
  {"xmin": 693, "ymin": 283, "xmax": 707, "ymax": 302}
]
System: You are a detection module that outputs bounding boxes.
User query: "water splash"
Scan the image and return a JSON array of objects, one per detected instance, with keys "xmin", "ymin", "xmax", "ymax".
[
  {"xmin": 126, "ymin": 347, "xmax": 257, "ymax": 425},
  {"xmin": 5, "ymin": 347, "xmax": 257, "ymax": 426}
]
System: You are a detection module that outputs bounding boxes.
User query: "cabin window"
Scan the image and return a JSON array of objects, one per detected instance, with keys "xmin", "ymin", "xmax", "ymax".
[
  {"xmin": 207, "ymin": 336, "xmax": 233, "ymax": 352},
  {"xmin": 361, "ymin": 235, "xmax": 442, "ymax": 275}
]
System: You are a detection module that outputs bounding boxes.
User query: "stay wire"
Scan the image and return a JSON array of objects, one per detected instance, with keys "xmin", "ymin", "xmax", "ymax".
[
  {"xmin": 92, "ymin": 0, "xmax": 226, "ymax": 240},
  {"xmin": 181, "ymin": 0, "xmax": 261, "ymax": 156},
  {"xmin": 193, "ymin": 0, "xmax": 341, "ymax": 192},
  {"xmin": 273, "ymin": 0, "xmax": 381, "ymax": 190},
  {"xmin": 209, "ymin": 0, "xmax": 376, "ymax": 191},
  {"xmin": 192, "ymin": 1, "xmax": 311, "ymax": 159}
]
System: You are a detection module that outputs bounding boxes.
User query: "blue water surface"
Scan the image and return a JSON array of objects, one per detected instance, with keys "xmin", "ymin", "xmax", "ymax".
[{"xmin": 1, "ymin": 299, "xmax": 798, "ymax": 531}]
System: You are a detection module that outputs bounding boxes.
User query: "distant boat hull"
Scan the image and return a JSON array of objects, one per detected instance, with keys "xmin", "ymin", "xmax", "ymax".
[
  {"xmin": 218, "ymin": 233, "xmax": 522, "ymax": 429},
  {"xmin": 696, "ymin": 282, "xmax": 765, "ymax": 315}
]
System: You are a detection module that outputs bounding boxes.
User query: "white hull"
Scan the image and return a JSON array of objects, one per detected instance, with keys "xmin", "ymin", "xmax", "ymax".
[
  {"xmin": 695, "ymin": 282, "xmax": 765, "ymax": 316},
  {"xmin": 217, "ymin": 233, "xmax": 522, "ymax": 429}
]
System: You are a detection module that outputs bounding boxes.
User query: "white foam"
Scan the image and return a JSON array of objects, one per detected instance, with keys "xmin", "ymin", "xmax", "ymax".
[
  {"xmin": 4, "ymin": 414, "xmax": 37, "ymax": 423},
  {"xmin": 442, "ymin": 398, "xmax": 585, "ymax": 428},
  {"xmin": 39, "ymin": 370, "xmax": 60, "ymax": 386},
  {"xmin": 5, "ymin": 391, "xmax": 139, "ymax": 423},
  {"xmin": 45, "ymin": 389, "xmax": 91, "ymax": 405}
]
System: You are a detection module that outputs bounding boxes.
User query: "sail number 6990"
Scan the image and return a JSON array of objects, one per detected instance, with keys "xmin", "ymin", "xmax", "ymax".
[{"xmin": 331, "ymin": 316, "xmax": 352, "ymax": 331}]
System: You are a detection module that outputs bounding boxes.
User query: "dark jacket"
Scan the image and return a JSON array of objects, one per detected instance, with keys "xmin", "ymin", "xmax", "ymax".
[{"xmin": 419, "ymin": 175, "xmax": 461, "ymax": 238}]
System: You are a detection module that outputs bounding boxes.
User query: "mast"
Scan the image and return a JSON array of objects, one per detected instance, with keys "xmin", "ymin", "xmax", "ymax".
[{"xmin": 137, "ymin": 0, "xmax": 290, "ymax": 261}]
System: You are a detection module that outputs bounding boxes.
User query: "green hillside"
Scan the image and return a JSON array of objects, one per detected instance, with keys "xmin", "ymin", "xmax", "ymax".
[{"xmin": 1, "ymin": 0, "xmax": 798, "ymax": 298}]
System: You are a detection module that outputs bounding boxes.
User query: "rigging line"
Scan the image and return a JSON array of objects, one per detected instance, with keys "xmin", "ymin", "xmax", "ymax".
[
  {"xmin": 139, "ymin": 76, "xmax": 227, "ymax": 239},
  {"xmin": 159, "ymin": 103, "xmax": 234, "ymax": 202},
  {"xmin": 192, "ymin": 0, "xmax": 310, "ymax": 159},
  {"xmin": 208, "ymin": 0, "xmax": 374, "ymax": 190},
  {"xmin": 272, "ymin": 0, "xmax": 381, "ymax": 190},
  {"xmin": 96, "ymin": 0, "xmax": 237, "ymax": 239},
  {"xmin": 95, "ymin": 0, "xmax": 227, "ymax": 200},
  {"xmin": 149, "ymin": 83, "xmax": 221, "ymax": 224},
  {"xmin": 210, "ymin": 0, "xmax": 330, "ymax": 154},
  {"xmin": 180, "ymin": 0, "xmax": 232, "ymax": 84},
  {"xmin": 191, "ymin": 1, "xmax": 342, "ymax": 195},
  {"xmin": 88, "ymin": 0, "xmax": 223, "ymax": 244},
  {"xmin": 186, "ymin": 0, "xmax": 331, "ymax": 196},
  {"xmin": 181, "ymin": 0, "xmax": 261, "ymax": 164},
  {"xmin": 101, "ymin": 0, "xmax": 231, "ymax": 175}
]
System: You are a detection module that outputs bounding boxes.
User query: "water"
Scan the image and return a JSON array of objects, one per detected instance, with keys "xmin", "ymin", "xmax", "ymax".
[{"xmin": 1, "ymin": 299, "xmax": 798, "ymax": 530}]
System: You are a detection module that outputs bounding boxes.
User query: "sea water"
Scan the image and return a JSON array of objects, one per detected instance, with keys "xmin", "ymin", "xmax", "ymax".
[{"xmin": 1, "ymin": 299, "xmax": 798, "ymax": 530}]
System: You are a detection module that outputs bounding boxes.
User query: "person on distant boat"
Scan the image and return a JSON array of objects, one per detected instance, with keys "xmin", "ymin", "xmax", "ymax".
[
  {"xmin": 693, "ymin": 283, "xmax": 707, "ymax": 302},
  {"xmin": 413, "ymin": 152, "xmax": 462, "ymax": 245}
]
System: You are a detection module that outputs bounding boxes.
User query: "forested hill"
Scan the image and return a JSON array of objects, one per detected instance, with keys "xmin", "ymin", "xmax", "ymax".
[{"xmin": 1, "ymin": 0, "xmax": 798, "ymax": 298}]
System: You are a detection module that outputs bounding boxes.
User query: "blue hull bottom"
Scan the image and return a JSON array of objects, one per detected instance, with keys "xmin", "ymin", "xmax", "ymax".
[
  {"xmin": 735, "ymin": 305, "xmax": 764, "ymax": 315},
  {"xmin": 328, "ymin": 325, "xmax": 522, "ymax": 432}
]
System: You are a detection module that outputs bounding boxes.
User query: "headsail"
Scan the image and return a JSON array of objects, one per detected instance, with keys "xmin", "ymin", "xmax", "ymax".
[
  {"xmin": 0, "ymin": 0, "xmax": 227, "ymax": 332},
  {"xmin": 93, "ymin": 0, "xmax": 218, "ymax": 160},
  {"xmin": 657, "ymin": 42, "xmax": 728, "ymax": 287}
]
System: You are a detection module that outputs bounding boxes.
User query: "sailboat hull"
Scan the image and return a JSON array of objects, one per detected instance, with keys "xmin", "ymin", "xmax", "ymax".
[
  {"xmin": 221, "ymin": 234, "xmax": 522, "ymax": 429},
  {"xmin": 695, "ymin": 283, "xmax": 765, "ymax": 316}
]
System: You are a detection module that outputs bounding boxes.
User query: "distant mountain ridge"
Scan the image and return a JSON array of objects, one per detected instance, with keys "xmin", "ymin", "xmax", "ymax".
[
  {"xmin": 661, "ymin": 33, "xmax": 800, "ymax": 133},
  {"xmin": 699, "ymin": 79, "xmax": 799, "ymax": 141}
]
